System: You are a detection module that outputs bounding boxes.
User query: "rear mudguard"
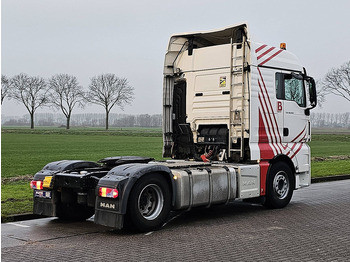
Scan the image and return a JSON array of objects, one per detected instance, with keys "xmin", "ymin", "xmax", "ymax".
[
  {"xmin": 33, "ymin": 160, "xmax": 100, "ymax": 181},
  {"xmin": 96, "ymin": 163, "xmax": 175, "ymax": 215},
  {"xmin": 33, "ymin": 160, "xmax": 99, "ymax": 216},
  {"xmin": 32, "ymin": 160, "xmax": 100, "ymax": 217}
]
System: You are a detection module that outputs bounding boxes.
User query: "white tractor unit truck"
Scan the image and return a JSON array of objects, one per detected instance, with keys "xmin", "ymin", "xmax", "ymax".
[{"xmin": 31, "ymin": 23, "xmax": 317, "ymax": 232}]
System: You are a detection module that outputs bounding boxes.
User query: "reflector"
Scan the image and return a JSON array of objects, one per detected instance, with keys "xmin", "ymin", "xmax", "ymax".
[
  {"xmin": 99, "ymin": 187, "xmax": 118, "ymax": 198},
  {"xmin": 30, "ymin": 180, "xmax": 43, "ymax": 190}
]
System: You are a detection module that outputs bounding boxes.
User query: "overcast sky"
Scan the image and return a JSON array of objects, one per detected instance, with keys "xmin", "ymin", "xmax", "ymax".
[{"xmin": 1, "ymin": 0, "xmax": 350, "ymax": 117}]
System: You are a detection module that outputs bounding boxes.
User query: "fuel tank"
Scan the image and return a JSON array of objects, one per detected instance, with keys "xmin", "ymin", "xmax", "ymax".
[{"xmin": 171, "ymin": 166, "xmax": 236, "ymax": 210}]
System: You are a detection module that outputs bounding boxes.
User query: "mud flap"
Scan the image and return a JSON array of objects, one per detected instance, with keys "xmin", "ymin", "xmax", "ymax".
[
  {"xmin": 94, "ymin": 196, "xmax": 124, "ymax": 229},
  {"xmin": 33, "ymin": 196, "xmax": 56, "ymax": 217},
  {"xmin": 94, "ymin": 209, "xmax": 124, "ymax": 229}
]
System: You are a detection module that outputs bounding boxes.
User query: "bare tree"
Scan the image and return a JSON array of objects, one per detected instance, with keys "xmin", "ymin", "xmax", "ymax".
[
  {"xmin": 1, "ymin": 75, "xmax": 11, "ymax": 104},
  {"xmin": 86, "ymin": 74, "xmax": 134, "ymax": 130},
  {"xmin": 315, "ymin": 79, "xmax": 326, "ymax": 108},
  {"xmin": 48, "ymin": 74, "xmax": 84, "ymax": 129},
  {"xmin": 9, "ymin": 73, "xmax": 47, "ymax": 129},
  {"xmin": 322, "ymin": 61, "xmax": 350, "ymax": 102}
]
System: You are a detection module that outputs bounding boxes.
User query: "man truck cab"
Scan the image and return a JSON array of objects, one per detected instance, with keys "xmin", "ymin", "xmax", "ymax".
[{"xmin": 163, "ymin": 22, "xmax": 316, "ymax": 190}]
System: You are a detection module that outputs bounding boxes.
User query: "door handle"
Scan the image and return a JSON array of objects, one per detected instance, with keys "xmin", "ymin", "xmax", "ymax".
[{"xmin": 283, "ymin": 128, "xmax": 289, "ymax": 136}]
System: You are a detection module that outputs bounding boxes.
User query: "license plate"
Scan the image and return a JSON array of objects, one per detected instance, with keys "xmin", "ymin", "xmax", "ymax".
[{"xmin": 35, "ymin": 190, "xmax": 52, "ymax": 199}]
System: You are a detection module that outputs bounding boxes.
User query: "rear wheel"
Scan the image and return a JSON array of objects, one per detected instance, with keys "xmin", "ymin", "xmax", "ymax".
[
  {"xmin": 126, "ymin": 174, "xmax": 171, "ymax": 232},
  {"xmin": 264, "ymin": 162, "xmax": 294, "ymax": 209}
]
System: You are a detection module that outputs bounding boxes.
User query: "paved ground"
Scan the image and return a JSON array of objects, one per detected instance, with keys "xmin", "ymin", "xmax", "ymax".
[{"xmin": 2, "ymin": 180, "xmax": 350, "ymax": 261}]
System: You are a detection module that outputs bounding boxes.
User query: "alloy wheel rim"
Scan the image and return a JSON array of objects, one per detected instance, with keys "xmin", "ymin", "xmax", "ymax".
[
  {"xmin": 273, "ymin": 171, "xmax": 289, "ymax": 199},
  {"xmin": 138, "ymin": 184, "xmax": 164, "ymax": 220}
]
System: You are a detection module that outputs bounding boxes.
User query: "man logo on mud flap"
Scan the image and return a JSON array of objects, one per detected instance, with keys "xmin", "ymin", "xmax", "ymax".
[{"xmin": 100, "ymin": 202, "xmax": 116, "ymax": 209}]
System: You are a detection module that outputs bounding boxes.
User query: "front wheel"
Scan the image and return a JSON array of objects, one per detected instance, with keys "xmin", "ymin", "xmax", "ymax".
[
  {"xmin": 264, "ymin": 162, "xmax": 294, "ymax": 209},
  {"xmin": 126, "ymin": 174, "xmax": 171, "ymax": 232}
]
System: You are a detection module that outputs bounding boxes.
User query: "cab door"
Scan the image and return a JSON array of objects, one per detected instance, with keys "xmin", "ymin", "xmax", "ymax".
[{"xmin": 276, "ymin": 72, "xmax": 309, "ymax": 143}]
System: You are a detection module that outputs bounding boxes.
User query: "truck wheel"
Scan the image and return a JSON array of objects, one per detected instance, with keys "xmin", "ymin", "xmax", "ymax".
[
  {"xmin": 56, "ymin": 203, "xmax": 94, "ymax": 221},
  {"xmin": 126, "ymin": 174, "xmax": 171, "ymax": 232},
  {"xmin": 264, "ymin": 162, "xmax": 294, "ymax": 209}
]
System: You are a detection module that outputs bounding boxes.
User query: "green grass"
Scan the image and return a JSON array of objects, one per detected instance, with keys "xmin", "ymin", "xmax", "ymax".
[
  {"xmin": 1, "ymin": 127, "xmax": 350, "ymax": 218},
  {"xmin": 1, "ymin": 181, "xmax": 33, "ymax": 217},
  {"xmin": 309, "ymin": 133, "xmax": 350, "ymax": 177},
  {"xmin": 2, "ymin": 128, "xmax": 163, "ymax": 178},
  {"xmin": 311, "ymin": 160, "xmax": 350, "ymax": 178},
  {"xmin": 309, "ymin": 134, "xmax": 350, "ymax": 157}
]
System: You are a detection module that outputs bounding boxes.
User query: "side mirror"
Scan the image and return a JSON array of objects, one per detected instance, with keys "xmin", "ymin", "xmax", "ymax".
[
  {"xmin": 291, "ymin": 72, "xmax": 303, "ymax": 80},
  {"xmin": 308, "ymin": 77, "xmax": 317, "ymax": 108}
]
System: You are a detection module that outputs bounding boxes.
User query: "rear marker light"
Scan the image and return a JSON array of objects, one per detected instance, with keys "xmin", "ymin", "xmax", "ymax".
[
  {"xmin": 30, "ymin": 180, "xmax": 43, "ymax": 190},
  {"xmin": 99, "ymin": 187, "xmax": 119, "ymax": 198}
]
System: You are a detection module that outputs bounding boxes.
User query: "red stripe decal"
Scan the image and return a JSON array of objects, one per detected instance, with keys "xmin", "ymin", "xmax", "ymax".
[
  {"xmin": 290, "ymin": 143, "xmax": 304, "ymax": 159},
  {"xmin": 291, "ymin": 125, "xmax": 306, "ymax": 143},
  {"xmin": 255, "ymin": 44, "xmax": 267, "ymax": 53},
  {"xmin": 257, "ymin": 47, "xmax": 275, "ymax": 60},
  {"xmin": 258, "ymin": 84, "xmax": 281, "ymax": 154},
  {"xmin": 258, "ymin": 109, "xmax": 275, "ymax": 159},
  {"xmin": 286, "ymin": 142, "xmax": 298, "ymax": 156},
  {"xmin": 259, "ymin": 160, "xmax": 269, "ymax": 196},
  {"xmin": 259, "ymin": 49, "xmax": 283, "ymax": 66},
  {"xmin": 257, "ymin": 68, "xmax": 286, "ymax": 150}
]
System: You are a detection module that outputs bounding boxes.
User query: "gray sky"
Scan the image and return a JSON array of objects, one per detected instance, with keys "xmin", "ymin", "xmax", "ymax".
[{"xmin": 1, "ymin": 0, "xmax": 350, "ymax": 116}]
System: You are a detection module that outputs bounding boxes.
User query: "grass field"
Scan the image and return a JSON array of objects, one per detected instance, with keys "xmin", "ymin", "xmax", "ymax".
[
  {"xmin": 1, "ymin": 127, "xmax": 350, "ymax": 218},
  {"xmin": 309, "ymin": 133, "xmax": 350, "ymax": 157},
  {"xmin": 2, "ymin": 127, "xmax": 163, "ymax": 178},
  {"xmin": 309, "ymin": 133, "xmax": 350, "ymax": 177}
]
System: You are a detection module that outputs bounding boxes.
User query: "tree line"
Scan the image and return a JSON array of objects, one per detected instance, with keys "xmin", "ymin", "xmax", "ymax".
[
  {"xmin": 1, "ymin": 73, "xmax": 134, "ymax": 130},
  {"xmin": 3, "ymin": 111, "xmax": 348, "ymax": 129},
  {"xmin": 2, "ymin": 113, "xmax": 162, "ymax": 128},
  {"xmin": 311, "ymin": 112, "xmax": 350, "ymax": 128}
]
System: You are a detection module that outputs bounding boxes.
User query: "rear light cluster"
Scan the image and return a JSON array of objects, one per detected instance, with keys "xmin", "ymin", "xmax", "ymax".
[
  {"xmin": 30, "ymin": 180, "xmax": 43, "ymax": 190},
  {"xmin": 99, "ymin": 187, "xmax": 119, "ymax": 198}
]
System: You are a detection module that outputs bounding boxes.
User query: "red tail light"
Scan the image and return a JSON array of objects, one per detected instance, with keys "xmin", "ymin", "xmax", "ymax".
[
  {"xmin": 30, "ymin": 180, "xmax": 43, "ymax": 190},
  {"xmin": 99, "ymin": 187, "xmax": 119, "ymax": 198}
]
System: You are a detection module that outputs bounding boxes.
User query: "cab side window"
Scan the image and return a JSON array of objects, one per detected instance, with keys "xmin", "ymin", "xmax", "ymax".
[{"xmin": 276, "ymin": 73, "xmax": 306, "ymax": 107}]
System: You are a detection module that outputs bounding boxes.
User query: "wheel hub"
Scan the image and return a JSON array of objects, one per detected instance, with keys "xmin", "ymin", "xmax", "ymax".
[{"xmin": 273, "ymin": 172, "xmax": 289, "ymax": 199}]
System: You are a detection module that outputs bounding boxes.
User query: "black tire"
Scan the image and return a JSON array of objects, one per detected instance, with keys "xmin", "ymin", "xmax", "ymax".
[
  {"xmin": 126, "ymin": 174, "xmax": 171, "ymax": 232},
  {"xmin": 264, "ymin": 162, "xmax": 294, "ymax": 209},
  {"xmin": 56, "ymin": 203, "xmax": 94, "ymax": 221}
]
